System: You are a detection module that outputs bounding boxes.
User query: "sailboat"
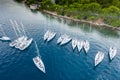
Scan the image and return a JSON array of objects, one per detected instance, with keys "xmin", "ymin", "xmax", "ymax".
[
  {"xmin": 33, "ymin": 41, "xmax": 46, "ymax": 73},
  {"xmin": 9, "ymin": 19, "xmax": 19, "ymax": 47},
  {"xmin": 16, "ymin": 22, "xmax": 33, "ymax": 50},
  {"xmin": 0, "ymin": 24, "xmax": 11, "ymax": 41},
  {"xmin": 44, "ymin": 30, "xmax": 50, "ymax": 41},
  {"xmin": 15, "ymin": 36, "xmax": 28, "ymax": 48},
  {"xmin": 95, "ymin": 51, "xmax": 104, "ymax": 66},
  {"xmin": 9, "ymin": 20, "xmax": 33, "ymax": 50},
  {"xmin": 83, "ymin": 40, "xmax": 90, "ymax": 53},
  {"xmin": 47, "ymin": 31, "xmax": 56, "ymax": 42},
  {"xmin": 9, "ymin": 36, "xmax": 26, "ymax": 47},
  {"xmin": 77, "ymin": 40, "xmax": 83, "ymax": 52},
  {"xmin": 19, "ymin": 38, "xmax": 33, "ymax": 50},
  {"xmin": 14, "ymin": 21, "xmax": 28, "ymax": 48},
  {"xmin": 44, "ymin": 30, "xmax": 56, "ymax": 42},
  {"xmin": 109, "ymin": 47, "xmax": 117, "ymax": 60},
  {"xmin": 71, "ymin": 39, "xmax": 78, "ymax": 50},
  {"xmin": 9, "ymin": 19, "xmax": 21, "ymax": 47},
  {"xmin": 59, "ymin": 34, "xmax": 71, "ymax": 46},
  {"xmin": 57, "ymin": 34, "xmax": 65, "ymax": 44},
  {"xmin": 14, "ymin": 21, "xmax": 32, "ymax": 50}
]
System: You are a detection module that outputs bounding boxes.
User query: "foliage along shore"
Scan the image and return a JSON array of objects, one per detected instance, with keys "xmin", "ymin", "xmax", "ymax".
[{"xmin": 15, "ymin": 0, "xmax": 120, "ymax": 30}]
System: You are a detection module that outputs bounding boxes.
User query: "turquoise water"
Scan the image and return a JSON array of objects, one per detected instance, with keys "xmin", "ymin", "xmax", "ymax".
[{"xmin": 0, "ymin": 0, "xmax": 120, "ymax": 80}]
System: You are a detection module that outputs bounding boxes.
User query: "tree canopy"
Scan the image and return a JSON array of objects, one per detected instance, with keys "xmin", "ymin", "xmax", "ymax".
[{"xmin": 16, "ymin": 0, "xmax": 120, "ymax": 27}]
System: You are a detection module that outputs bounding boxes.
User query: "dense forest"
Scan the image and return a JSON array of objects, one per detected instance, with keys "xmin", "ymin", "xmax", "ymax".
[{"xmin": 16, "ymin": 0, "xmax": 120, "ymax": 27}]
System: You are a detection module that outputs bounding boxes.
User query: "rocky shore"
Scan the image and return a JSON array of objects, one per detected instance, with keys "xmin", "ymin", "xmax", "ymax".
[{"xmin": 43, "ymin": 10, "xmax": 120, "ymax": 31}]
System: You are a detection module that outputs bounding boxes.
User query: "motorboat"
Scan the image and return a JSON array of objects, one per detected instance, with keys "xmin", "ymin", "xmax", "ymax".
[
  {"xmin": 77, "ymin": 40, "xmax": 83, "ymax": 52},
  {"xmin": 83, "ymin": 40, "xmax": 90, "ymax": 53},
  {"xmin": 95, "ymin": 51, "xmax": 104, "ymax": 66},
  {"xmin": 109, "ymin": 47, "xmax": 117, "ymax": 60}
]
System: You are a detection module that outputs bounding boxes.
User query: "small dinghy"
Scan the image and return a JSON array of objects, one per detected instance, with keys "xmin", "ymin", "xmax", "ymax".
[
  {"xmin": 109, "ymin": 47, "xmax": 117, "ymax": 60},
  {"xmin": 95, "ymin": 51, "xmax": 104, "ymax": 66},
  {"xmin": 83, "ymin": 40, "xmax": 90, "ymax": 53}
]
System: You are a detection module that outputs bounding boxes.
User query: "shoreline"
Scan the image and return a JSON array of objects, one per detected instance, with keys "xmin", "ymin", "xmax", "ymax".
[
  {"xmin": 20, "ymin": 0, "xmax": 120, "ymax": 31},
  {"xmin": 42, "ymin": 10, "xmax": 120, "ymax": 31}
]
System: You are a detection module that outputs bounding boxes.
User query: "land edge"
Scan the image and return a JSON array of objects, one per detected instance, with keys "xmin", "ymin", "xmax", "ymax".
[
  {"xmin": 19, "ymin": 0, "xmax": 120, "ymax": 31},
  {"xmin": 42, "ymin": 10, "xmax": 120, "ymax": 31}
]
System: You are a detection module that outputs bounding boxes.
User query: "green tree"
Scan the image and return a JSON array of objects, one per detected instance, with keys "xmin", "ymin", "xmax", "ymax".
[
  {"xmin": 87, "ymin": 2, "xmax": 101, "ymax": 13},
  {"xmin": 112, "ymin": 0, "xmax": 120, "ymax": 8},
  {"xmin": 40, "ymin": 0, "xmax": 53, "ymax": 9},
  {"xmin": 102, "ymin": 6, "xmax": 120, "ymax": 16}
]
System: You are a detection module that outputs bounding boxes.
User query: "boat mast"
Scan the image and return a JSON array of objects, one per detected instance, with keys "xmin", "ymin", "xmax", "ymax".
[
  {"xmin": 14, "ymin": 20, "xmax": 22, "ymax": 37},
  {"xmin": 0, "ymin": 24, "xmax": 6, "ymax": 36},
  {"xmin": 34, "ymin": 41, "xmax": 41, "ymax": 57},
  {"xmin": 20, "ymin": 22, "xmax": 27, "ymax": 37},
  {"xmin": 9, "ymin": 19, "xmax": 19, "ymax": 37}
]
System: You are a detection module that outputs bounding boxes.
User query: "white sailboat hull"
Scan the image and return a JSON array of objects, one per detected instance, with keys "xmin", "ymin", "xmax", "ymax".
[
  {"xmin": 33, "ymin": 56, "xmax": 46, "ymax": 73},
  {"xmin": 77, "ymin": 40, "xmax": 83, "ymax": 52},
  {"xmin": 72, "ymin": 39, "xmax": 77, "ymax": 50},
  {"xmin": 47, "ymin": 32, "xmax": 56, "ymax": 42},
  {"xmin": 44, "ymin": 30, "xmax": 49, "ymax": 41},
  {"xmin": 60, "ymin": 38, "xmax": 71, "ymax": 46},
  {"xmin": 109, "ymin": 47, "xmax": 117, "ymax": 60},
  {"xmin": 19, "ymin": 38, "xmax": 33, "ymax": 50},
  {"xmin": 59, "ymin": 34, "xmax": 71, "ymax": 46},
  {"xmin": 15, "ymin": 36, "xmax": 28, "ymax": 48},
  {"xmin": 95, "ymin": 51, "xmax": 104, "ymax": 66},
  {"xmin": 9, "ymin": 40, "xmax": 17, "ymax": 47},
  {"xmin": 0, "ymin": 36, "xmax": 11, "ymax": 41},
  {"xmin": 57, "ymin": 36, "xmax": 62, "ymax": 44},
  {"xmin": 83, "ymin": 40, "xmax": 90, "ymax": 53}
]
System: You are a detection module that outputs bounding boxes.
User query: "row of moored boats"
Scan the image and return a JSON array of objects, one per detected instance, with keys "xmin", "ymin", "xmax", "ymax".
[
  {"xmin": 44, "ymin": 30, "xmax": 117, "ymax": 68},
  {"xmin": 0, "ymin": 22, "xmax": 117, "ymax": 74},
  {"xmin": 44, "ymin": 30, "xmax": 90, "ymax": 53}
]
